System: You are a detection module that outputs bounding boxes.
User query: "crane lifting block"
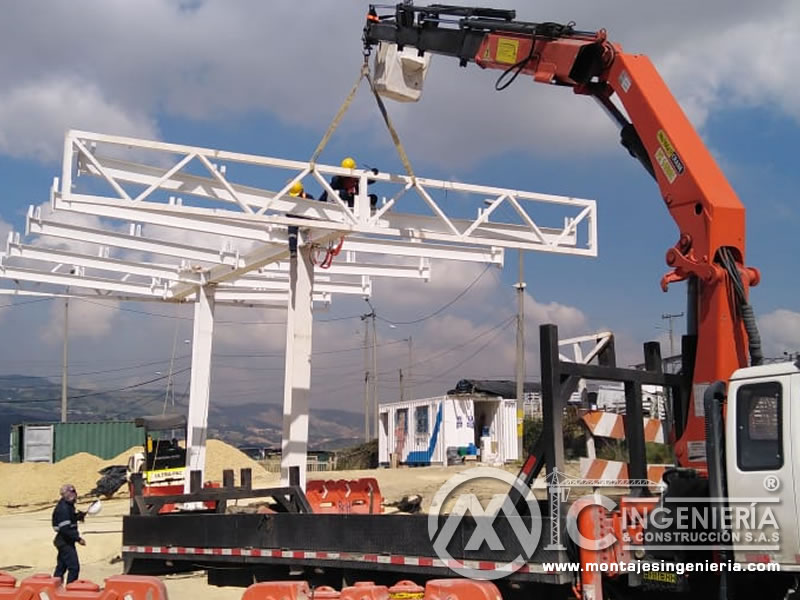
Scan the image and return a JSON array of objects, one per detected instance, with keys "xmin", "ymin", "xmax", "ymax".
[{"xmin": 0, "ymin": 573, "xmax": 168, "ymax": 600}]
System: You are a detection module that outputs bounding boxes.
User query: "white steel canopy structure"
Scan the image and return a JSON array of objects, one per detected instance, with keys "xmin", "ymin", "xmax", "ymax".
[{"xmin": 0, "ymin": 130, "xmax": 598, "ymax": 489}]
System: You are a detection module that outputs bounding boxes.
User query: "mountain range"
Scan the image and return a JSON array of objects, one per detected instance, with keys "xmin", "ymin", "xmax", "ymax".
[{"xmin": 0, "ymin": 374, "xmax": 365, "ymax": 457}]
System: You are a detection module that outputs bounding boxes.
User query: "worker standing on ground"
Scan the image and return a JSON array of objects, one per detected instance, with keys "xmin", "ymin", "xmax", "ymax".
[
  {"xmin": 319, "ymin": 157, "xmax": 378, "ymax": 210},
  {"xmin": 52, "ymin": 483, "xmax": 86, "ymax": 584}
]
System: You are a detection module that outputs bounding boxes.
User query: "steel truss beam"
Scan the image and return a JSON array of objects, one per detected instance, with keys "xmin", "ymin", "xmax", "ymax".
[
  {"xmin": 63, "ymin": 130, "xmax": 597, "ymax": 256},
  {"xmin": 0, "ymin": 129, "xmax": 601, "ymax": 493},
  {"xmin": 0, "ymin": 287, "xmax": 331, "ymax": 310}
]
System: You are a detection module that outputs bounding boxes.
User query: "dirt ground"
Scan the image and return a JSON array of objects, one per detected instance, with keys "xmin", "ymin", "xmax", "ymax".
[{"xmin": 0, "ymin": 463, "xmax": 565, "ymax": 600}]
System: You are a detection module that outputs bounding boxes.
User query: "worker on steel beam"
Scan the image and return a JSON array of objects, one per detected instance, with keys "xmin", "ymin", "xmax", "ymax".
[
  {"xmin": 289, "ymin": 181, "xmax": 314, "ymax": 200},
  {"xmin": 51, "ymin": 483, "xmax": 86, "ymax": 584},
  {"xmin": 319, "ymin": 157, "xmax": 378, "ymax": 210}
]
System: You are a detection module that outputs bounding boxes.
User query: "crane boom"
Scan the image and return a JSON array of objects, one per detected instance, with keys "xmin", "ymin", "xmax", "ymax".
[{"xmin": 364, "ymin": 3, "xmax": 762, "ymax": 470}]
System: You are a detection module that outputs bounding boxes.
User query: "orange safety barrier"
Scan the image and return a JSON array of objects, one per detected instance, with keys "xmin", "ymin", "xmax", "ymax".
[
  {"xmin": 341, "ymin": 581, "xmax": 389, "ymax": 600},
  {"xmin": 388, "ymin": 580, "xmax": 424, "ymax": 600},
  {"xmin": 424, "ymin": 580, "xmax": 501, "ymax": 600},
  {"xmin": 241, "ymin": 581, "xmax": 311, "ymax": 600},
  {"xmin": 242, "ymin": 579, "xmax": 499, "ymax": 600},
  {"xmin": 306, "ymin": 478, "xmax": 383, "ymax": 514},
  {"xmin": 0, "ymin": 572, "xmax": 168, "ymax": 600},
  {"xmin": 0, "ymin": 572, "xmax": 17, "ymax": 599},
  {"xmin": 313, "ymin": 586, "xmax": 342, "ymax": 600}
]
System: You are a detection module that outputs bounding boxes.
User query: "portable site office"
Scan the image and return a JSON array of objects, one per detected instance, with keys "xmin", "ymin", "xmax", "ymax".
[{"xmin": 378, "ymin": 395, "xmax": 519, "ymax": 466}]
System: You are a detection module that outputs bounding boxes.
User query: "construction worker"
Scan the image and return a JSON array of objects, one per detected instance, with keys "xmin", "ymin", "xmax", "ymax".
[
  {"xmin": 288, "ymin": 181, "xmax": 314, "ymax": 200},
  {"xmin": 319, "ymin": 157, "xmax": 378, "ymax": 209},
  {"xmin": 52, "ymin": 483, "xmax": 86, "ymax": 584}
]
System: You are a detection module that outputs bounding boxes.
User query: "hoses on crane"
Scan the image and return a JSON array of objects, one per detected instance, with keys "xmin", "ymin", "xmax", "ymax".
[
  {"xmin": 718, "ymin": 247, "xmax": 763, "ymax": 366},
  {"xmin": 494, "ymin": 21, "xmax": 576, "ymax": 91}
]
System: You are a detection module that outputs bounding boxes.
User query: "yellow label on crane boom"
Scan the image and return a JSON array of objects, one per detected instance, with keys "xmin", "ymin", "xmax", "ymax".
[{"xmin": 496, "ymin": 38, "xmax": 520, "ymax": 64}]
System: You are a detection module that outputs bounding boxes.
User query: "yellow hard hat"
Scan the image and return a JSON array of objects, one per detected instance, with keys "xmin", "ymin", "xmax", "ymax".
[
  {"xmin": 340, "ymin": 157, "xmax": 356, "ymax": 169},
  {"xmin": 289, "ymin": 181, "xmax": 304, "ymax": 197}
]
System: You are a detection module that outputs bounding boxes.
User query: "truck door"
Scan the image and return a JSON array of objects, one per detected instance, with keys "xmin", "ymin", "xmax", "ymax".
[{"xmin": 727, "ymin": 374, "xmax": 796, "ymax": 564}]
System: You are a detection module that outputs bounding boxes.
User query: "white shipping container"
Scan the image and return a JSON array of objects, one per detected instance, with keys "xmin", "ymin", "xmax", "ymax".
[{"xmin": 379, "ymin": 395, "xmax": 519, "ymax": 466}]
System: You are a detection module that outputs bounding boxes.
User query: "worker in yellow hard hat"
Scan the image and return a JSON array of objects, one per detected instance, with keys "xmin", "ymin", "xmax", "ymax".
[
  {"xmin": 319, "ymin": 157, "xmax": 378, "ymax": 210},
  {"xmin": 288, "ymin": 181, "xmax": 314, "ymax": 200}
]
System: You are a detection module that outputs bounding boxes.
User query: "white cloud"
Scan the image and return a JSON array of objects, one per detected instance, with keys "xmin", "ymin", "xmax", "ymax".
[
  {"xmin": 0, "ymin": 77, "xmax": 158, "ymax": 162},
  {"xmin": 40, "ymin": 296, "xmax": 115, "ymax": 343},
  {"xmin": 0, "ymin": 1, "xmax": 796, "ymax": 166},
  {"xmin": 759, "ymin": 309, "xmax": 800, "ymax": 358}
]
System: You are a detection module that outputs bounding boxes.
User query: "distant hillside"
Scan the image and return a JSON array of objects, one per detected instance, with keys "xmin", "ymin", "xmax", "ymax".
[{"xmin": 0, "ymin": 376, "xmax": 363, "ymax": 457}]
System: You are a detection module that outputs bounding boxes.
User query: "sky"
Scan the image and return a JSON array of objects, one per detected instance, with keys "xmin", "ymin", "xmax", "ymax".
[{"xmin": 0, "ymin": 0, "xmax": 797, "ymax": 421}]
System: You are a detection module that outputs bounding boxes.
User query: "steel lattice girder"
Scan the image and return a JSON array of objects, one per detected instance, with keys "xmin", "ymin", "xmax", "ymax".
[{"xmin": 63, "ymin": 130, "xmax": 597, "ymax": 256}]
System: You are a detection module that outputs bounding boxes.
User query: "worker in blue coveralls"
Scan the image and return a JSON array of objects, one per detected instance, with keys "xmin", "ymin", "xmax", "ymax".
[{"xmin": 52, "ymin": 483, "xmax": 86, "ymax": 584}]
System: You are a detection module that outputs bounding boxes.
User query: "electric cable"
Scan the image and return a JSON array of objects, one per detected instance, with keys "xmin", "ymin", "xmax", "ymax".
[
  {"xmin": 375, "ymin": 263, "xmax": 492, "ymax": 326},
  {"xmin": 0, "ymin": 367, "xmax": 191, "ymax": 404}
]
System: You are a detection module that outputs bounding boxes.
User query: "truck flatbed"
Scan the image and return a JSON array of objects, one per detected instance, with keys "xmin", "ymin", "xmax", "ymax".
[{"xmin": 122, "ymin": 510, "xmax": 571, "ymax": 586}]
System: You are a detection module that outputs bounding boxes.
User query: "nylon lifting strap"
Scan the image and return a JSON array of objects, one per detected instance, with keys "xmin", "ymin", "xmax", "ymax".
[{"xmin": 308, "ymin": 57, "xmax": 417, "ymax": 182}]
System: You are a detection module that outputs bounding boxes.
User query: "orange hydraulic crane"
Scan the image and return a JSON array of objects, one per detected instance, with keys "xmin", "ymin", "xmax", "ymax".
[{"xmin": 364, "ymin": 3, "xmax": 763, "ymax": 472}]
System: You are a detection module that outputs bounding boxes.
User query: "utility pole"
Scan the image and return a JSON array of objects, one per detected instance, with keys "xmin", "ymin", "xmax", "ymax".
[
  {"xmin": 406, "ymin": 336, "xmax": 413, "ymax": 400},
  {"xmin": 362, "ymin": 316, "xmax": 371, "ymax": 442},
  {"xmin": 61, "ymin": 295, "xmax": 70, "ymax": 423},
  {"xmin": 399, "ymin": 369, "xmax": 404, "ymax": 402},
  {"xmin": 515, "ymin": 250, "xmax": 526, "ymax": 460},
  {"xmin": 371, "ymin": 310, "xmax": 378, "ymax": 442},
  {"xmin": 661, "ymin": 312, "xmax": 684, "ymax": 358}
]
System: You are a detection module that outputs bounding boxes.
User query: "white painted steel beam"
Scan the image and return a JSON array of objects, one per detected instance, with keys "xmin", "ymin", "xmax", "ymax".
[
  {"xmin": 6, "ymin": 239, "xmax": 203, "ymax": 285},
  {"xmin": 281, "ymin": 245, "xmax": 314, "ymax": 489},
  {"xmin": 27, "ymin": 211, "xmax": 495, "ymax": 267},
  {"xmin": 222, "ymin": 277, "xmax": 369, "ymax": 297},
  {"xmin": 184, "ymin": 285, "xmax": 214, "ymax": 492},
  {"xmin": 26, "ymin": 212, "xmax": 243, "ymax": 267},
  {"xmin": 63, "ymin": 130, "xmax": 597, "ymax": 256},
  {"xmin": 0, "ymin": 264, "xmax": 168, "ymax": 298},
  {"xmin": 0, "ymin": 287, "xmax": 325, "ymax": 309}
]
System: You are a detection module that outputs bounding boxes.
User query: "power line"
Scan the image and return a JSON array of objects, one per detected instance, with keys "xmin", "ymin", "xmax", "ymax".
[
  {"xmin": 1, "ymin": 355, "xmax": 191, "ymax": 380},
  {"xmin": 376, "ymin": 263, "xmax": 492, "ymax": 326},
  {"xmin": 384, "ymin": 318, "xmax": 515, "ymax": 387},
  {"xmin": 75, "ymin": 298, "xmax": 361, "ymax": 326},
  {"xmin": 0, "ymin": 297, "xmax": 53, "ymax": 309},
  {"xmin": 215, "ymin": 338, "xmax": 408, "ymax": 358},
  {"xmin": 0, "ymin": 367, "xmax": 191, "ymax": 405}
]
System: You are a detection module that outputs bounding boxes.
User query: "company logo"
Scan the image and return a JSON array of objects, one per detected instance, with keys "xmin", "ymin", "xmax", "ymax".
[
  {"xmin": 428, "ymin": 467, "xmax": 542, "ymax": 580},
  {"xmin": 763, "ymin": 475, "xmax": 780, "ymax": 492}
]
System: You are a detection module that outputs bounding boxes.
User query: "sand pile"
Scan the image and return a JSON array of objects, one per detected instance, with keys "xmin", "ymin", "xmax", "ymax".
[
  {"xmin": 204, "ymin": 439, "xmax": 276, "ymax": 487},
  {"xmin": 0, "ymin": 440, "xmax": 275, "ymax": 513}
]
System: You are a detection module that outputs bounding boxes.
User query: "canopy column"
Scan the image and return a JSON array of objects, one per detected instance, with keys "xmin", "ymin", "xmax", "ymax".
[
  {"xmin": 184, "ymin": 284, "xmax": 215, "ymax": 492},
  {"xmin": 281, "ymin": 242, "xmax": 315, "ymax": 490}
]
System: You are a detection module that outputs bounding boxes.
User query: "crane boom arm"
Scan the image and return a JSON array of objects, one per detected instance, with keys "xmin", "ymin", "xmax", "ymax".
[{"xmin": 364, "ymin": 3, "xmax": 762, "ymax": 470}]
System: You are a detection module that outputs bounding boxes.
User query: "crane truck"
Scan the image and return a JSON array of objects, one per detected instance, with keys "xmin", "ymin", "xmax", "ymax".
[{"xmin": 120, "ymin": 4, "xmax": 799, "ymax": 599}]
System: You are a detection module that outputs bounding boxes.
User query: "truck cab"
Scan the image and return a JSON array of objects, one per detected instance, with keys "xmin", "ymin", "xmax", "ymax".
[{"xmin": 726, "ymin": 361, "xmax": 799, "ymax": 567}]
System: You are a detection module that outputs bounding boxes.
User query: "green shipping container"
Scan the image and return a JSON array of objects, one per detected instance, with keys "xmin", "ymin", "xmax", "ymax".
[
  {"xmin": 53, "ymin": 421, "xmax": 144, "ymax": 462},
  {"xmin": 12, "ymin": 420, "xmax": 144, "ymax": 463}
]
